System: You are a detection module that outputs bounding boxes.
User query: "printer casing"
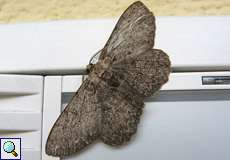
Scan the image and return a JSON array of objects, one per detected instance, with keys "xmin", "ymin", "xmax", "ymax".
[{"xmin": 0, "ymin": 17, "xmax": 230, "ymax": 160}]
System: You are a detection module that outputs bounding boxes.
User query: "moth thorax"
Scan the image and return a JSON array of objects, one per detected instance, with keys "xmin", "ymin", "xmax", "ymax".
[
  {"xmin": 89, "ymin": 63, "xmax": 105, "ymax": 78},
  {"xmin": 95, "ymin": 58, "xmax": 112, "ymax": 76}
]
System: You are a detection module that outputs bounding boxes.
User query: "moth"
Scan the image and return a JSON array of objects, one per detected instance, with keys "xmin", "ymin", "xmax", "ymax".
[{"xmin": 46, "ymin": 1, "xmax": 171, "ymax": 157}]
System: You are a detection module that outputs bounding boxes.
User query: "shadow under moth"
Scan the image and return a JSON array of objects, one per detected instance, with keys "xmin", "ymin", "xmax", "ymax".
[{"xmin": 46, "ymin": 1, "xmax": 171, "ymax": 157}]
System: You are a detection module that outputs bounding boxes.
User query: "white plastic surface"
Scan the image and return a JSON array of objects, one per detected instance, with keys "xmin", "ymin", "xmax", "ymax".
[
  {"xmin": 161, "ymin": 71, "xmax": 230, "ymax": 90},
  {"xmin": 0, "ymin": 75, "xmax": 43, "ymax": 159},
  {"xmin": 0, "ymin": 74, "xmax": 43, "ymax": 95},
  {"xmin": 0, "ymin": 112, "xmax": 41, "ymax": 131},
  {"xmin": 62, "ymin": 76, "xmax": 82, "ymax": 92},
  {"xmin": 0, "ymin": 17, "xmax": 230, "ymax": 74},
  {"xmin": 42, "ymin": 76, "xmax": 62, "ymax": 160}
]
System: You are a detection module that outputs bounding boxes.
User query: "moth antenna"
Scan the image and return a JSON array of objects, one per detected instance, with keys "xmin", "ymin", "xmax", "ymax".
[
  {"xmin": 82, "ymin": 49, "xmax": 103, "ymax": 82},
  {"xmin": 89, "ymin": 49, "xmax": 102, "ymax": 64}
]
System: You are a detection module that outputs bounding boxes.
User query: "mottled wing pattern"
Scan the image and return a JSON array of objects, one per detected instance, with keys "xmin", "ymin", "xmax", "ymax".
[
  {"xmin": 98, "ymin": 49, "xmax": 170, "ymax": 146},
  {"xmin": 99, "ymin": 1, "xmax": 155, "ymax": 61},
  {"xmin": 46, "ymin": 79, "xmax": 102, "ymax": 156},
  {"xmin": 112, "ymin": 49, "xmax": 171, "ymax": 97},
  {"xmin": 97, "ymin": 79, "xmax": 144, "ymax": 146}
]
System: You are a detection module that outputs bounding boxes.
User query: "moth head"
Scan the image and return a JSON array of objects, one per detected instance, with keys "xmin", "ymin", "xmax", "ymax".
[{"xmin": 86, "ymin": 63, "xmax": 94, "ymax": 74}]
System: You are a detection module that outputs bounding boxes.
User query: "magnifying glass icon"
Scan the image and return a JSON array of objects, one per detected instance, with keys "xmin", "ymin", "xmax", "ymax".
[{"xmin": 3, "ymin": 141, "xmax": 18, "ymax": 157}]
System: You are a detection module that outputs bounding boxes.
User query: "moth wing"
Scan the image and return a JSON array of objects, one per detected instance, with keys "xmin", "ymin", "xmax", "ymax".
[
  {"xmin": 112, "ymin": 49, "xmax": 171, "ymax": 97},
  {"xmin": 100, "ymin": 49, "xmax": 170, "ymax": 145},
  {"xmin": 99, "ymin": 1, "xmax": 155, "ymax": 61},
  {"xmin": 46, "ymin": 79, "xmax": 101, "ymax": 156},
  {"xmin": 99, "ymin": 81, "xmax": 144, "ymax": 146}
]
